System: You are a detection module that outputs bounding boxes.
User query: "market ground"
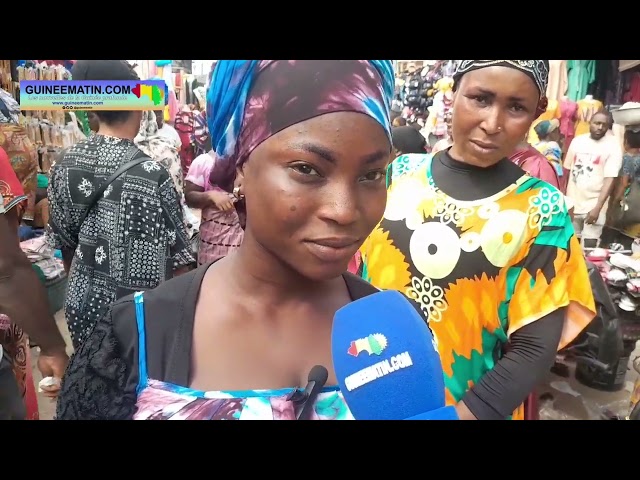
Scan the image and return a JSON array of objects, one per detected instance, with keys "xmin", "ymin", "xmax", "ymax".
[{"xmin": 32, "ymin": 310, "xmax": 640, "ymax": 420}]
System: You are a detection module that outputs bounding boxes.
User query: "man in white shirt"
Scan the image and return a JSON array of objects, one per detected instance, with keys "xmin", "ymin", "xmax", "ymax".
[
  {"xmin": 154, "ymin": 109, "xmax": 182, "ymax": 147},
  {"xmin": 564, "ymin": 111, "xmax": 623, "ymax": 247}
]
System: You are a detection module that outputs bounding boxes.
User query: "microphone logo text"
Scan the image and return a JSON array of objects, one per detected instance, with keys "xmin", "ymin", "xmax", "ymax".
[{"xmin": 344, "ymin": 351, "xmax": 413, "ymax": 391}]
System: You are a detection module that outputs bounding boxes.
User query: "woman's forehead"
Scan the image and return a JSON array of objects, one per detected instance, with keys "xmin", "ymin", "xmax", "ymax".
[{"xmin": 459, "ymin": 67, "xmax": 539, "ymax": 99}]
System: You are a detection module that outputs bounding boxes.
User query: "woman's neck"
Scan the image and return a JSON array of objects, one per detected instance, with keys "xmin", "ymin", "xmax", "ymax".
[{"xmin": 226, "ymin": 232, "xmax": 341, "ymax": 304}]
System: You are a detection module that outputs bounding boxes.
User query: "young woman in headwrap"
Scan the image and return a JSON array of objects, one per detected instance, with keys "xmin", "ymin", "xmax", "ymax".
[
  {"xmin": 56, "ymin": 60, "xmax": 395, "ymax": 420},
  {"xmin": 509, "ymin": 135, "xmax": 563, "ymax": 191},
  {"xmin": 532, "ymin": 119, "xmax": 567, "ymax": 193},
  {"xmin": 359, "ymin": 60, "xmax": 596, "ymax": 420}
]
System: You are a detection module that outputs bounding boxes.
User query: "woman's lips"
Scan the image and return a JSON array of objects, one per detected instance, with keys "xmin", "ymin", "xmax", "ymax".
[
  {"xmin": 470, "ymin": 139, "xmax": 499, "ymax": 154},
  {"xmin": 304, "ymin": 238, "xmax": 360, "ymax": 263}
]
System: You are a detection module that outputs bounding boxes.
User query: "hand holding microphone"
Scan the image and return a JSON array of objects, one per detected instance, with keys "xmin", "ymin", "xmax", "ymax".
[{"xmin": 332, "ymin": 290, "xmax": 458, "ymax": 420}]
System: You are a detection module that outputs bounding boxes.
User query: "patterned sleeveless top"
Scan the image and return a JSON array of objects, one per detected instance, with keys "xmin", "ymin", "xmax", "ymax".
[{"xmin": 131, "ymin": 292, "xmax": 355, "ymax": 420}]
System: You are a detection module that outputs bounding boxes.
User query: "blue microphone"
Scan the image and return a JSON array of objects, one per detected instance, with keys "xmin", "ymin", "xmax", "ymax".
[{"xmin": 332, "ymin": 290, "xmax": 458, "ymax": 420}]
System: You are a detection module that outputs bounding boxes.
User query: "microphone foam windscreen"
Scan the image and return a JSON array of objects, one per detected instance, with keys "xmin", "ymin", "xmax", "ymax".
[{"xmin": 332, "ymin": 290, "xmax": 446, "ymax": 420}]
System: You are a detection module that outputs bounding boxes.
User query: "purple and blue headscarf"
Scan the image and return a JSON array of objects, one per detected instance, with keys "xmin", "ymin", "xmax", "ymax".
[{"xmin": 206, "ymin": 60, "xmax": 394, "ymax": 191}]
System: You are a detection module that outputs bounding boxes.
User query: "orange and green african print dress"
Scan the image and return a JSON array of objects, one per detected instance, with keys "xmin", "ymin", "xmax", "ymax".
[{"xmin": 359, "ymin": 154, "xmax": 596, "ymax": 420}]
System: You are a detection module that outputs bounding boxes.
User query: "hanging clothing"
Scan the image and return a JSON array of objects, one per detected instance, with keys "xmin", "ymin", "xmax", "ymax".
[
  {"xmin": 546, "ymin": 60, "xmax": 568, "ymax": 102},
  {"xmin": 623, "ymin": 72, "xmax": 640, "ymax": 102},
  {"xmin": 167, "ymin": 90, "xmax": 178, "ymax": 124},
  {"xmin": 567, "ymin": 60, "xmax": 596, "ymax": 102},
  {"xmin": 559, "ymin": 99, "xmax": 578, "ymax": 146},
  {"xmin": 592, "ymin": 60, "xmax": 621, "ymax": 106},
  {"xmin": 174, "ymin": 107, "xmax": 197, "ymax": 175},
  {"xmin": 575, "ymin": 97, "xmax": 604, "ymax": 137}
]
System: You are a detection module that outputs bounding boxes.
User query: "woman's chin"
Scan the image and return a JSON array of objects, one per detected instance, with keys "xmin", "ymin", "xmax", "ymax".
[{"xmin": 295, "ymin": 259, "xmax": 352, "ymax": 283}]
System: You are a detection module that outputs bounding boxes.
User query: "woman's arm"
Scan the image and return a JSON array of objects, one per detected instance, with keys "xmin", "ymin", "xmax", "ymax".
[
  {"xmin": 185, "ymin": 181, "xmax": 237, "ymax": 212},
  {"xmin": 0, "ymin": 210, "xmax": 68, "ymax": 360},
  {"xmin": 457, "ymin": 203, "xmax": 595, "ymax": 420},
  {"xmin": 614, "ymin": 175, "xmax": 631, "ymax": 202},
  {"xmin": 56, "ymin": 303, "xmax": 139, "ymax": 420},
  {"xmin": 184, "ymin": 180, "xmax": 214, "ymax": 209},
  {"xmin": 457, "ymin": 309, "xmax": 565, "ymax": 420}
]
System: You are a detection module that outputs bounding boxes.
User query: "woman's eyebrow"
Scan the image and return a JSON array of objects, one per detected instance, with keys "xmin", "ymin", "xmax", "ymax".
[
  {"xmin": 472, "ymin": 87, "xmax": 527, "ymax": 103},
  {"xmin": 289, "ymin": 142, "xmax": 389, "ymax": 165}
]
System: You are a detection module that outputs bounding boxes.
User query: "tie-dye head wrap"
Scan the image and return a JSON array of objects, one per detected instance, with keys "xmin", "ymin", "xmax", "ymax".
[
  {"xmin": 206, "ymin": 60, "xmax": 394, "ymax": 191},
  {"xmin": 453, "ymin": 60, "xmax": 551, "ymax": 118}
]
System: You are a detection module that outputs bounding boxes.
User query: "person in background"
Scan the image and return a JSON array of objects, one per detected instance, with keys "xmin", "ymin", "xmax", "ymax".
[
  {"xmin": 510, "ymin": 134, "xmax": 562, "ymax": 191},
  {"xmin": 184, "ymin": 150, "xmax": 245, "ymax": 265},
  {"xmin": 46, "ymin": 60, "xmax": 195, "ymax": 351},
  {"xmin": 87, "ymin": 111, "xmax": 100, "ymax": 133},
  {"xmin": 0, "ymin": 88, "xmax": 39, "ymax": 223},
  {"xmin": 564, "ymin": 111, "xmax": 623, "ymax": 248},
  {"xmin": 432, "ymin": 110, "xmax": 453, "ymax": 154},
  {"xmin": 0, "ymin": 147, "xmax": 68, "ymax": 419},
  {"xmin": 135, "ymin": 110, "xmax": 199, "ymax": 245},
  {"xmin": 18, "ymin": 172, "xmax": 49, "ymax": 241},
  {"xmin": 609, "ymin": 127, "xmax": 640, "ymax": 249},
  {"xmin": 391, "ymin": 125, "xmax": 427, "ymax": 156},
  {"xmin": 56, "ymin": 59, "xmax": 394, "ymax": 420},
  {"xmin": 359, "ymin": 60, "xmax": 595, "ymax": 420},
  {"xmin": 392, "ymin": 116, "xmax": 407, "ymax": 127},
  {"xmin": 154, "ymin": 109, "xmax": 182, "ymax": 147},
  {"xmin": 174, "ymin": 104, "xmax": 197, "ymax": 176},
  {"xmin": 533, "ymin": 119, "xmax": 566, "ymax": 193}
]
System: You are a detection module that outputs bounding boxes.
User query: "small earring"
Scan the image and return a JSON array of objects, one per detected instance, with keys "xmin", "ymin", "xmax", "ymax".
[{"xmin": 233, "ymin": 186, "xmax": 244, "ymax": 200}]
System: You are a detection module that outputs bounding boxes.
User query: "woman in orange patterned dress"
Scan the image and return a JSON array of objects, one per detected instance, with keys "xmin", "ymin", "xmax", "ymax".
[{"xmin": 360, "ymin": 60, "xmax": 596, "ymax": 420}]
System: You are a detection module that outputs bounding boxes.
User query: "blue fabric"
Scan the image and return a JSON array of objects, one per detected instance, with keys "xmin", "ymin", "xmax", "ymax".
[
  {"xmin": 134, "ymin": 292, "xmax": 149, "ymax": 395},
  {"xmin": 206, "ymin": 60, "xmax": 395, "ymax": 162}
]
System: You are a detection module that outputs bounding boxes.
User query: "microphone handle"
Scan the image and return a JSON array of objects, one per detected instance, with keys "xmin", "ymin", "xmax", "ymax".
[{"xmin": 296, "ymin": 381, "xmax": 325, "ymax": 420}]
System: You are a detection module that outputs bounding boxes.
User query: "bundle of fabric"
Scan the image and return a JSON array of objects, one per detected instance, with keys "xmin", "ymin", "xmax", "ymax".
[{"xmin": 20, "ymin": 236, "xmax": 65, "ymax": 281}]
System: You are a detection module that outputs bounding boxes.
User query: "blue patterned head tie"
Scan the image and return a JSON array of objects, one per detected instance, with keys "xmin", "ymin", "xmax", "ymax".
[{"xmin": 206, "ymin": 60, "xmax": 395, "ymax": 190}]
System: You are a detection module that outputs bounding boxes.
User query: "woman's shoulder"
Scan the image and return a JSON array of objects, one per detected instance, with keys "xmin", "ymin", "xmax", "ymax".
[
  {"xmin": 110, "ymin": 267, "xmax": 207, "ymax": 354},
  {"xmin": 387, "ymin": 153, "xmax": 433, "ymax": 185}
]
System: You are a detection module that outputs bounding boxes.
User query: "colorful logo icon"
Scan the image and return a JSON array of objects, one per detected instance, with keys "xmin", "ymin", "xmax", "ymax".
[
  {"xmin": 348, "ymin": 333, "xmax": 388, "ymax": 357},
  {"xmin": 132, "ymin": 83, "xmax": 165, "ymax": 106}
]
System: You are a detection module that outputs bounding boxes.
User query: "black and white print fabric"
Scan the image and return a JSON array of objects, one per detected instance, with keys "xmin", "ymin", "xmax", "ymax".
[{"xmin": 47, "ymin": 134, "xmax": 195, "ymax": 349}]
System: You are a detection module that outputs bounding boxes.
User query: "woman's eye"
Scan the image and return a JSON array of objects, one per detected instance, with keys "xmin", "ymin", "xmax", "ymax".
[
  {"xmin": 292, "ymin": 164, "xmax": 319, "ymax": 176},
  {"xmin": 362, "ymin": 170, "xmax": 385, "ymax": 182},
  {"xmin": 473, "ymin": 96, "xmax": 490, "ymax": 105}
]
